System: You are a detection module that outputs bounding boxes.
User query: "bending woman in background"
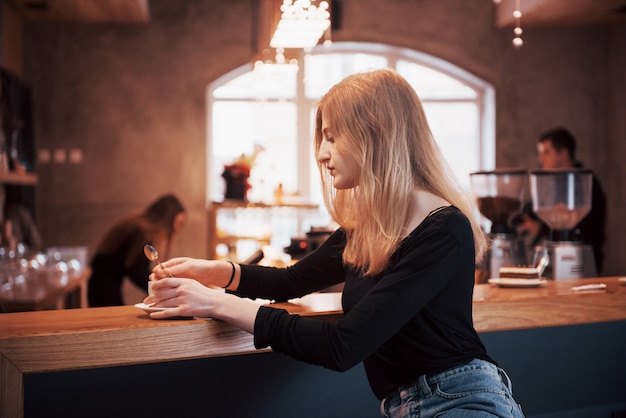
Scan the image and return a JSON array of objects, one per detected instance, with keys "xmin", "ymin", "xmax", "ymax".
[
  {"xmin": 146, "ymin": 70, "xmax": 524, "ymax": 417},
  {"xmin": 88, "ymin": 194, "xmax": 186, "ymax": 307}
]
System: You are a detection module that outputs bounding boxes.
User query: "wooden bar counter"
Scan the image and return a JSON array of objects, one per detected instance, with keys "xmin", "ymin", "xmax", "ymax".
[{"xmin": 2, "ymin": 277, "xmax": 626, "ymax": 418}]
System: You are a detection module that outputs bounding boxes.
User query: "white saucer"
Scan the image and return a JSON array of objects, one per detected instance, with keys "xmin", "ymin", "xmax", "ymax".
[
  {"xmin": 488, "ymin": 278, "xmax": 547, "ymax": 288},
  {"xmin": 134, "ymin": 302, "xmax": 176, "ymax": 314},
  {"xmin": 619, "ymin": 277, "xmax": 626, "ymax": 285}
]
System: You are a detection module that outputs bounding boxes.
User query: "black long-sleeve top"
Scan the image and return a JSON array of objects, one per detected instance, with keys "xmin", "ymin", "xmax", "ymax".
[
  {"xmin": 236, "ymin": 206, "xmax": 493, "ymax": 400},
  {"xmin": 88, "ymin": 227, "xmax": 150, "ymax": 307}
]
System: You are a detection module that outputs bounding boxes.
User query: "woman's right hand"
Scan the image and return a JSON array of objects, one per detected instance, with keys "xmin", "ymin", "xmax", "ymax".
[{"xmin": 150, "ymin": 257, "xmax": 239, "ymax": 290}]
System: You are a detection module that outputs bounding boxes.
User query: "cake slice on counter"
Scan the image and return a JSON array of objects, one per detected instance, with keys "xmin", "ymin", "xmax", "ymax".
[{"xmin": 498, "ymin": 266, "xmax": 541, "ymax": 279}]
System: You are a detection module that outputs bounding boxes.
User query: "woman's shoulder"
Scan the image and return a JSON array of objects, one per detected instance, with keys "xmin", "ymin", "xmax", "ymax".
[
  {"xmin": 408, "ymin": 206, "xmax": 469, "ymax": 237},
  {"xmin": 423, "ymin": 205, "xmax": 465, "ymax": 223}
]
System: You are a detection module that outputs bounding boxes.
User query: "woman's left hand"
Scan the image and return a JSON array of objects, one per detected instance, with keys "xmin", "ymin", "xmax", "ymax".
[{"xmin": 144, "ymin": 277, "xmax": 224, "ymax": 319}]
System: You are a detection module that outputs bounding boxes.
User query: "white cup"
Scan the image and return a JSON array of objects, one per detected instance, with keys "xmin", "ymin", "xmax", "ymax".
[{"xmin": 148, "ymin": 281, "xmax": 156, "ymax": 296}]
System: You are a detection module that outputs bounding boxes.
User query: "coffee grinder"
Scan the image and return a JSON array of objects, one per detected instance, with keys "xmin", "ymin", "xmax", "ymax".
[
  {"xmin": 529, "ymin": 169, "xmax": 596, "ymax": 279},
  {"xmin": 470, "ymin": 169, "xmax": 528, "ymax": 280}
]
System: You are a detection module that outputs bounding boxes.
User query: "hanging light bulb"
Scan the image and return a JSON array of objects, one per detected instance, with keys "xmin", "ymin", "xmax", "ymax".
[{"xmin": 512, "ymin": 0, "xmax": 523, "ymax": 48}]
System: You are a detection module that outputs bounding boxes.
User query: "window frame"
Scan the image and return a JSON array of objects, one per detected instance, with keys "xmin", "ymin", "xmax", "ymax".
[{"xmin": 206, "ymin": 42, "xmax": 495, "ymax": 204}]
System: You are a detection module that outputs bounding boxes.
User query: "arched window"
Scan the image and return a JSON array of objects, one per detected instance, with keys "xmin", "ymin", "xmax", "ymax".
[{"xmin": 207, "ymin": 42, "xmax": 495, "ymax": 249}]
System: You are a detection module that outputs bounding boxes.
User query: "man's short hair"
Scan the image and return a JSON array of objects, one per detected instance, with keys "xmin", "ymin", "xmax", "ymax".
[{"xmin": 539, "ymin": 127, "xmax": 577, "ymax": 160}]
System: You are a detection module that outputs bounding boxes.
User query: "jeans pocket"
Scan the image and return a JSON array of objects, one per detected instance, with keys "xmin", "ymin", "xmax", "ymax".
[
  {"xmin": 434, "ymin": 367, "xmax": 507, "ymax": 399},
  {"xmin": 430, "ymin": 367, "xmax": 524, "ymax": 417}
]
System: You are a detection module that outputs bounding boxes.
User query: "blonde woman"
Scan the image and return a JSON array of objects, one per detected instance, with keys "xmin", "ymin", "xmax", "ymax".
[{"xmin": 147, "ymin": 70, "xmax": 524, "ymax": 417}]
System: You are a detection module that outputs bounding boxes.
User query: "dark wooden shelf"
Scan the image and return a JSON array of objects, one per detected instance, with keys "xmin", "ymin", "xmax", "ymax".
[{"xmin": 0, "ymin": 172, "xmax": 38, "ymax": 186}]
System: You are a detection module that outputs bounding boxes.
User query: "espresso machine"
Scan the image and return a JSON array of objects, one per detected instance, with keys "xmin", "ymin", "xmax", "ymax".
[
  {"xmin": 529, "ymin": 169, "xmax": 596, "ymax": 279},
  {"xmin": 470, "ymin": 169, "xmax": 528, "ymax": 280}
]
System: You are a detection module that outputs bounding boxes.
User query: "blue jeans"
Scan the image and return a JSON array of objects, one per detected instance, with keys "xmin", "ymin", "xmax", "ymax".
[{"xmin": 380, "ymin": 359, "xmax": 525, "ymax": 417}]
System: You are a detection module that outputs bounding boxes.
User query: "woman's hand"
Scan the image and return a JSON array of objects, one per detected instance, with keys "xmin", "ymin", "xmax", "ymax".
[
  {"xmin": 144, "ymin": 277, "xmax": 259, "ymax": 332},
  {"xmin": 150, "ymin": 257, "xmax": 208, "ymax": 281},
  {"xmin": 150, "ymin": 257, "xmax": 239, "ymax": 289},
  {"xmin": 145, "ymin": 276, "xmax": 221, "ymax": 318}
]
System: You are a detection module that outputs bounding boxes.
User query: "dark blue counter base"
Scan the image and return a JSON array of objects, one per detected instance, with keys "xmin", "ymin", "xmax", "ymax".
[
  {"xmin": 25, "ymin": 321, "xmax": 626, "ymax": 418},
  {"xmin": 25, "ymin": 352, "xmax": 380, "ymax": 418},
  {"xmin": 481, "ymin": 321, "xmax": 626, "ymax": 418}
]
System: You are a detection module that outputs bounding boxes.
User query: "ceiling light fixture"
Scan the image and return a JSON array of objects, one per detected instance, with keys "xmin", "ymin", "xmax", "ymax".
[
  {"xmin": 512, "ymin": 0, "xmax": 523, "ymax": 48},
  {"xmin": 270, "ymin": 0, "xmax": 331, "ymax": 50}
]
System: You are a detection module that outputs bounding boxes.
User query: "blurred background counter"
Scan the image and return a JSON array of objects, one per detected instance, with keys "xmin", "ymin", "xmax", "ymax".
[
  {"xmin": 206, "ymin": 200, "xmax": 321, "ymax": 261},
  {"xmin": 0, "ymin": 246, "xmax": 89, "ymax": 313}
]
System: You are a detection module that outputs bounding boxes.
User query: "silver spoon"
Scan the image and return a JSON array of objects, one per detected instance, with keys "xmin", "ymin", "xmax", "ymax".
[{"xmin": 144, "ymin": 244, "xmax": 173, "ymax": 278}]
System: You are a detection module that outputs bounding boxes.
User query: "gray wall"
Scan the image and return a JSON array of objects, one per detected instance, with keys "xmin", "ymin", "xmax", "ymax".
[{"xmin": 10, "ymin": 0, "xmax": 626, "ymax": 273}]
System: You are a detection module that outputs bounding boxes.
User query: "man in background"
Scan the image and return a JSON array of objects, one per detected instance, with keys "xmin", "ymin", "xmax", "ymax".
[{"xmin": 515, "ymin": 127, "xmax": 607, "ymax": 272}]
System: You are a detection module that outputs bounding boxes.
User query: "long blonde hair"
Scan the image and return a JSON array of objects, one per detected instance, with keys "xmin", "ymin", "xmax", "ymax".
[{"xmin": 314, "ymin": 69, "xmax": 486, "ymax": 275}]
